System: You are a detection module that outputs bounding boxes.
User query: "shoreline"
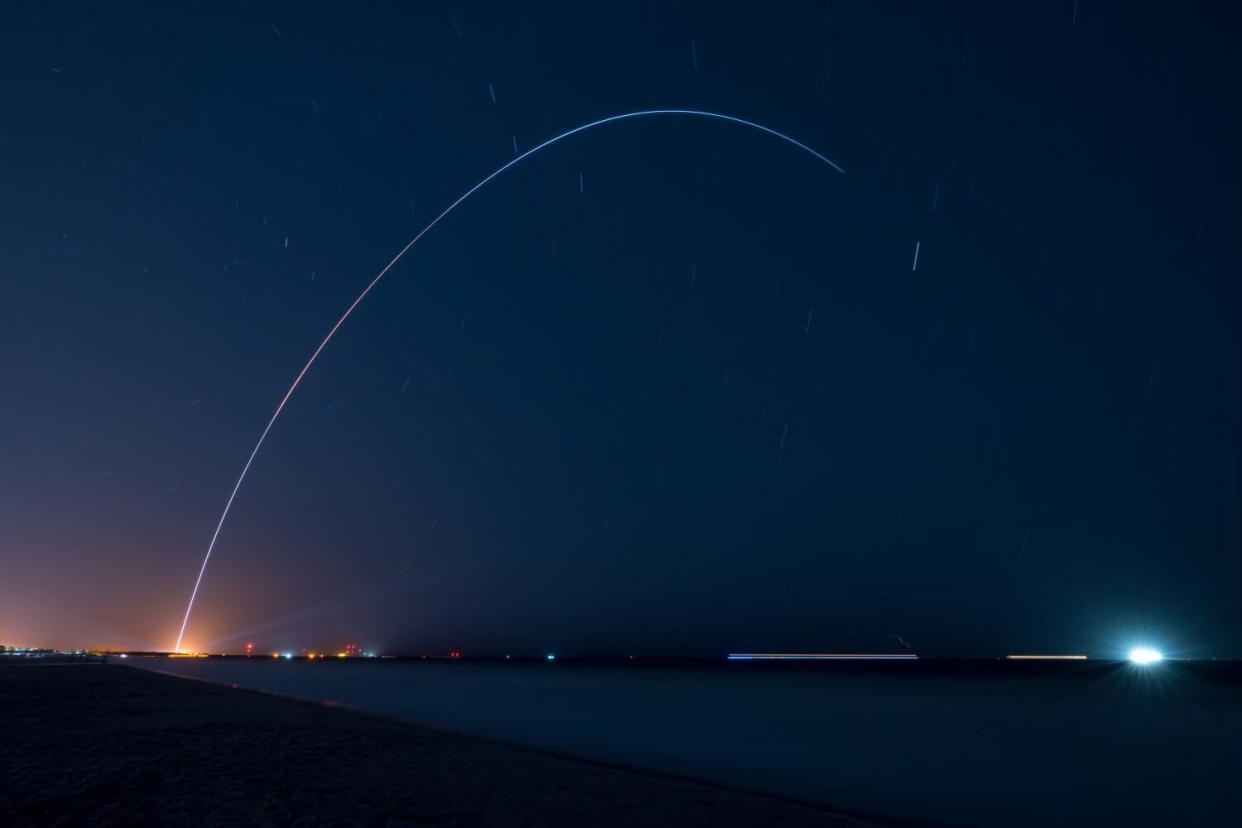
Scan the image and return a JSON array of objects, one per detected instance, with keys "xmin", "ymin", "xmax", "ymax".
[{"xmin": 2, "ymin": 661, "xmax": 892, "ymax": 827}]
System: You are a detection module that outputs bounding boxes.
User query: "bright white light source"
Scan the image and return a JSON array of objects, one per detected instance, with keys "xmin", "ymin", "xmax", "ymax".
[{"xmin": 1128, "ymin": 646, "xmax": 1163, "ymax": 665}]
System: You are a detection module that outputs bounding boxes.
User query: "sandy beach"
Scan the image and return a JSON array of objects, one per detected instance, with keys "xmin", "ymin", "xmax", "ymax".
[{"xmin": 1, "ymin": 661, "xmax": 886, "ymax": 827}]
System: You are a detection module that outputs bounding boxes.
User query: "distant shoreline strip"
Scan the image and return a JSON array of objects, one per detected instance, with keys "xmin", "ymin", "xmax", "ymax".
[
  {"xmin": 726, "ymin": 653, "xmax": 919, "ymax": 661},
  {"xmin": 1004, "ymin": 655, "xmax": 1088, "ymax": 661}
]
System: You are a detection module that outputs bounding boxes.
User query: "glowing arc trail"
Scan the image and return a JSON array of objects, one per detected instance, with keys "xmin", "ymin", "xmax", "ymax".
[{"xmin": 174, "ymin": 109, "xmax": 844, "ymax": 653}]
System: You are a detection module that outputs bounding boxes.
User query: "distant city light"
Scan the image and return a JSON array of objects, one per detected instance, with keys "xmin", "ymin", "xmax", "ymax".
[
  {"xmin": 283, "ymin": 652, "xmax": 293, "ymax": 660},
  {"xmin": 546, "ymin": 653, "xmax": 556, "ymax": 661},
  {"xmin": 1128, "ymin": 646, "xmax": 1163, "ymax": 665}
]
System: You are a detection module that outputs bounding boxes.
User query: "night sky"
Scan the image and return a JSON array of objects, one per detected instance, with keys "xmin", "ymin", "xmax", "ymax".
[{"xmin": 2, "ymin": 2, "xmax": 1238, "ymax": 658}]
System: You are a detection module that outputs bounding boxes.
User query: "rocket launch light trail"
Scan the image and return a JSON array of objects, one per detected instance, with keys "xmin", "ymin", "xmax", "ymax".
[{"xmin": 173, "ymin": 109, "xmax": 844, "ymax": 653}]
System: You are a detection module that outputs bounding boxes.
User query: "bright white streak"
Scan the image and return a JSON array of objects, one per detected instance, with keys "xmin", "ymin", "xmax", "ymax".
[
  {"xmin": 174, "ymin": 109, "xmax": 844, "ymax": 653},
  {"xmin": 727, "ymin": 653, "xmax": 919, "ymax": 660}
]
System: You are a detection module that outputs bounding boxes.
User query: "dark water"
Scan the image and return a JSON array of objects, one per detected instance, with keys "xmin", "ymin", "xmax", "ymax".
[{"xmin": 139, "ymin": 658, "xmax": 1240, "ymax": 826}]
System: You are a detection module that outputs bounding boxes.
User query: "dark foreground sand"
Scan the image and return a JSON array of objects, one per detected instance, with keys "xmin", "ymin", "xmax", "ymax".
[{"xmin": 1, "ymin": 662, "xmax": 886, "ymax": 827}]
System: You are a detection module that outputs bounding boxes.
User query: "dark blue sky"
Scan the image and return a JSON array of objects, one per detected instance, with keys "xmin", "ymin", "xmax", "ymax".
[{"xmin": 1, "ymin": 2, "xmax": 1238, "ymax": 657}]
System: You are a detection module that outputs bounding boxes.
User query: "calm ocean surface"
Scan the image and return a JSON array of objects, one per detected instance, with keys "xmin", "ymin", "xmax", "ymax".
[{"xmin": 138, "ymin": 658, "xmax": 1240, "ymax": 826}]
